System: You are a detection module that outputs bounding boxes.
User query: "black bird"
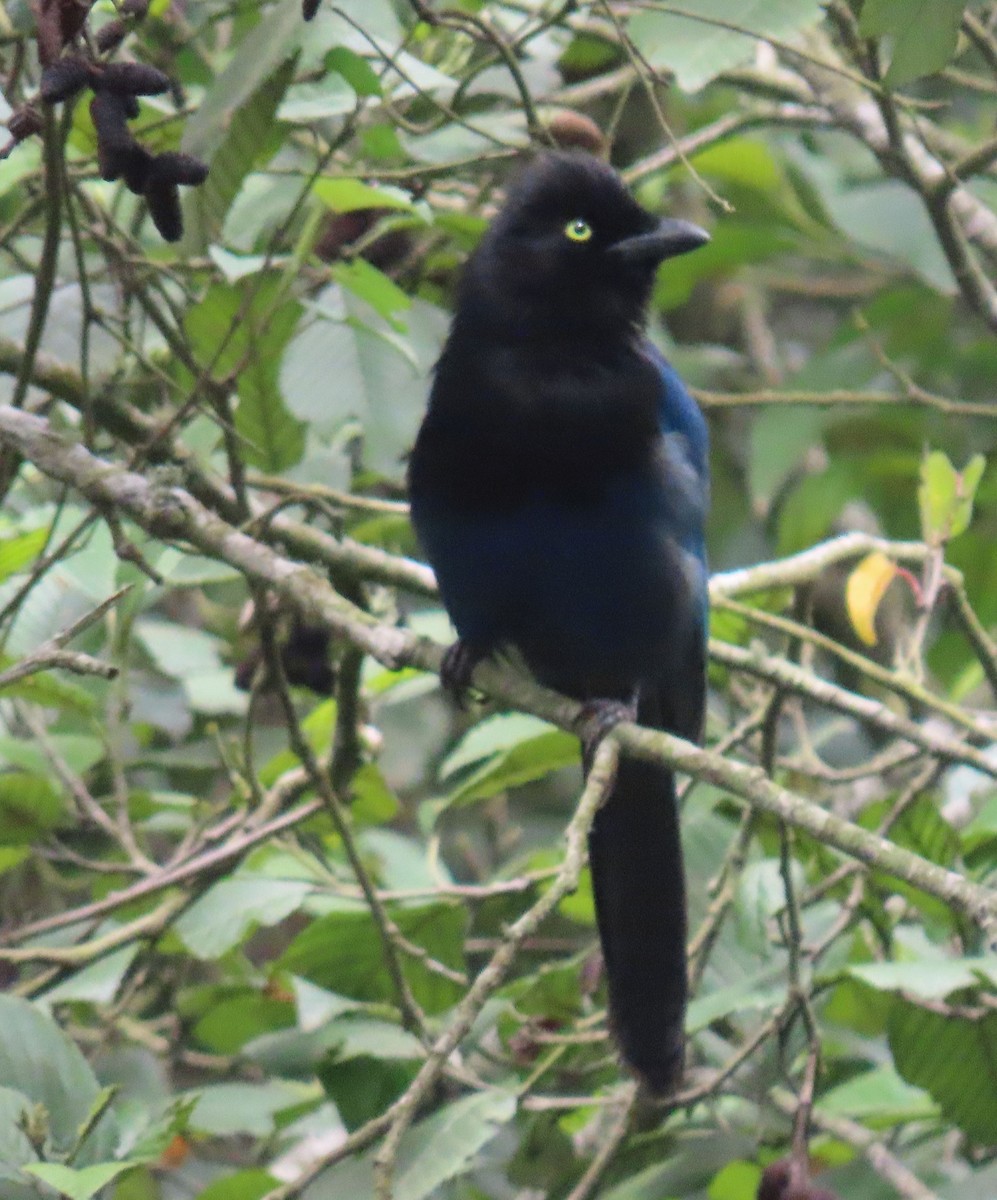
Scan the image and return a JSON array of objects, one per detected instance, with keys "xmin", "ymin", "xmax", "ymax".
[{"xmin": 408, "ymin": 151, "xmax": 710, "ymax": 1093}]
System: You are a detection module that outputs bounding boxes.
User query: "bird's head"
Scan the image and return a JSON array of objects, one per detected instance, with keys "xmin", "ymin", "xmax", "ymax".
[{"xmin": 460, "ymin": 151, "xmax": 709, "ymax": 341}]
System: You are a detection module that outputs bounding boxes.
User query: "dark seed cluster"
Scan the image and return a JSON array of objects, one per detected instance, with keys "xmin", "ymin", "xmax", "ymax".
[
  {"xmin": 34, "ymin": 0, "xmax": 91, "ymax": 69},
  {"xmin": 1, "ymin": 105, "xmax": 44, "ymax": 162},
  {"xmin": 95, "ymin": 18, "xmax": 127, "ymax": 54},
  {"xmin": 31, "ymin": 0, "xmax": 204, "ymax": 242},
  {"xmin": 40, "ymin": 55, "xmax": 208, "ymax": 243}
]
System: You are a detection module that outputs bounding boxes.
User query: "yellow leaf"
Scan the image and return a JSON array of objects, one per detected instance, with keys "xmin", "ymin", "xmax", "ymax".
[{"xmin": 845, "ymin": 552, "xmax": 898, "ymax": 647}]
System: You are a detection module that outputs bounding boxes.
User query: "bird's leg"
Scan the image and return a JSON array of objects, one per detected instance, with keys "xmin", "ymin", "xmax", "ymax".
[
  {"xmin": 576, "ymin": 690, "xmax": 639, "ymax": 775},
  {"xmin": 439, "ymin": 638, "xmax": 488, "ymax": 705}
]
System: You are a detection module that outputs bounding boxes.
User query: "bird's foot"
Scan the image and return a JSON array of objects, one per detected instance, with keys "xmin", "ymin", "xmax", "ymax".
[
  {"xmin": 439, "ymin": 639, "xmax": 486, "ymax": 706},
  {"xmin": 576, "ymin": 694, "xmax": 638, "ymax": 772}
]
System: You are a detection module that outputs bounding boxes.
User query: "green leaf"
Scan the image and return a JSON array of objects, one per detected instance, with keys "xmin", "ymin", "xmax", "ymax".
[
  {"xmin": 393, "ymin": 1091, "xmax": 516, "ymax": 1200},
  {"xmin": 359, "ymin": 828, "xmax": 448, "ymax": 890},
  {"xmin": 293, "ymin": 976, "xmax": 359, "ymax": 1027},
  {"xmin": 686, "ymin": 969, "xmax": 785, "ymax": 1031},
  {"xmin": 951, "ymin": 454, "xmax": 986, "ymax": 538},
  {"xmin": 280, "ymin": 285, "xmax": 446, "ymax": 477},
  {"xmin": 135, "ymin": 620, "xmax": 224, "ymax": 679},
  {"xmin": 0, "ymin": 539, "xmax": 116, "ymax": 645},
  {"xmin": 919, "ymin": 449, "xmax": 957, "ymax": 543},
  {"xmin": 184, "ymin": 279, "xmax": 306, "ymax": 471},
  {"xmin": 558, "ymin": 31, "xmax": 621, "ymax": 77},
  {"xmin": 0, "ymin": 846, "xmax": 28, "ymax": 876},
  {"xmin": 197, "ymin": 1170, "xmax": 280, "ymax": 1200},
  {"xmin": 508, "ymin": 958, "xmax": 585, "ymax": 1021},
  {"xmin": 281, "ymin": 902, "xmax": 465, "ymax": 1013},
  {"xmin": 180, "ymin": 0, "xmax": 301, "ymax": 249},
  {"xmin": 939, "ymin": 1162, "xmax": 997, "ymax": 1200},
  {"xmin": 259, "ymin": 699, "xmax": 337, "ymax": 786},
  {"xmin": 686, "ymin": 135, "xmax": 807, "ymax": 215},
  {"xmin": 889, "ymin": 1003, "xmax": 997, "ymax": 1143},
  {"xmin": 312, "ymin": 178, "xmax": 419, "ymax": 214},
  {"xmin": 822, "ymin": 180, "xmax": 956, "ymax": 291},
  {"xmin": 186, "ymin": 1080, "xmax": 316, "ymax": 1137},
  {"xmin": 558, "ymin": 862, "xmax": 594, "ymax": 924},
  {"xmin": 332, "ymin": 258, "xmax": 411, "ymax": 330},
  {"xmin": 879, "ymin": 792, "xmax": 960, "ymax": 870},
  {"xmin": 362, "ymin": 124, "xmax": 404, "ymax": 160},
  {"xmin": 312, "ymin": 1091, "xmax": 516, "ymax": 1200},
  {"xmin": 246, "ymin": 1011, "xmax": 420, "ymax": 1084},
  {"xmin": 446, "ymin": 728, "xmax": 579, "ymax": 807},
  {"xmin": 276, "ymin": 0, "xmax": 403, "ymax": 122},
  {"xmin": 0, "ymin": 733, "xmax": 102, "ymax": 777},
  {"xmin": 194, "ymin": 992, "xmax": 295, "ymax": 1055},
  {"xmin": 962, "ymin": 793, "xmax": 997, "ymax": 854},
  {"xmin": 175, "ymin": 878, "xmax": 313, "ymax": 959},
  {"xmin": 0, "ymin": 1086, "xmax": 40, "ymax": 1195},
  {"xmin": 919, "ymin": 450, "xmax": 984, "ymax": 544},
  {"xmin": 184, "ymin": 280, "xmax": 266, "ymax": 382},
  {"xmin": 709, "ymin": 1162, "xmax": 761, "ymax": 1200},
  {"xmin": 402, "ymin": 110, "xmax": 527, "ymax": 164},
  {"xmin": 182, "ymin": 0, "xmax": 301, "ymax": 159},
  {"xmin": 234, "ymin": 336, "xmax": 307, "ymax": 473},
  {"xmin": 859, "ymin": 0, "xmax": 965, "ymax": 86},
  {"xmin": 0, "ymin": 771, "xmax": 65, "ymax": 843},
  {"xmin": 183, "ymin": 666, "xmax": 250, "ymax": 717},
  {"xmin": 0, "ymin": 138, "xmax": 40, "ymax": 203},
  {"xmin": 279, "ymin": 74, "xmax": 357, "ymax": 123},
  {"xmin": 848, "ymin": 957, "xmax": 997, "ymax": 1000},
  {"xmin": 184, "ymin": 57, "xmax": 296, "ymax": 251},
  {"xmin": 819, "ymin": 1064, "xmax": 938, "ymax": 1125},
  {"xmin": 0, "ymin": 663, "xmax": 96, "ymax": 715},
  {"xmin": 319, "ymin": 1056, "xmax": 416, "ymax": 1133},
  {"xmin": 0, "ymin": 997, "xmax": 117, "ymax": 1161},
  {"xmin": 628, "ymin": 0, "xmax": 824, "ymax": 92},
  {"xmin": 351, "ymin": 763, "xmax": 400, "ymax": 826},
  {"xmin": 0, "ymin": 527, "xmax": 48, "ymax": 583},
  {"xmin": 22, "ymin": 1161, "xmax": 134, "ymax": 1200},
  {"xmin": 42, "ymin": 945, "xmax": 139, "ymax": 1005},
  {"xmin": 324, "ymin": 1016, "xmax": 424, "ymax": 1062},
  {"xmin": 441, "ymin": 713, "xmax": 560, "ymax": 778},
  {"xmin": 326, "ymin": 46, "xmax": 381, "ymax": 96}
]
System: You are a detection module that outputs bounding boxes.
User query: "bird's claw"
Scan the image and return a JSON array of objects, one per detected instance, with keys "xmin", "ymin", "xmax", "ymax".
[
  {"xmin": 576, "ymin": 694, "xmax": 638, "ymax": 771},
  {"xmin": 439, "ymin": 639, "xmax": 485, "ymax": 706}
]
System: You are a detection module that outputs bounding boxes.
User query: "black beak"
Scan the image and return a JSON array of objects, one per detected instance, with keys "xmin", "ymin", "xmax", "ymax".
[{"xmin": 610, "ymin": 217, "xmax": 710, "ymax": 267}]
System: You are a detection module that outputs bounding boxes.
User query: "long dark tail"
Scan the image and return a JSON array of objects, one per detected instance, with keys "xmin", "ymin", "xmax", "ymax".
[{"xmin": 587, "ymin": 700, "xmax": 687, "ymax": 1094}]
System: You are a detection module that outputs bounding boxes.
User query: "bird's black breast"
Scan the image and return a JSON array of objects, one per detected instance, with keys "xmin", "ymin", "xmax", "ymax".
[{"xmin": 409, "ymin": 332, "xmax": 663, "ymax": 513}]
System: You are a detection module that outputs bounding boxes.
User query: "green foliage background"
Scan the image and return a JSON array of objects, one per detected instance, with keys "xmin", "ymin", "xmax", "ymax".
[{"xmin": 0, "ymin": 0, "xmax": 996, "ymax": 1197}]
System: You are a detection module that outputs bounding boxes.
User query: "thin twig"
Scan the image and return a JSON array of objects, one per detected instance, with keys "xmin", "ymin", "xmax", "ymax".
[{"xmin": 564, "ymin": 1085, "xmax": 638, "ymax": 1200}]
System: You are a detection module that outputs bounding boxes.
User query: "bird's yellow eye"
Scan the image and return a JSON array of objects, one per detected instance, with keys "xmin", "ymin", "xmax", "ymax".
[{"xmin": 564, "ymin": 218, "xmax": 593, "ymax": 243}]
